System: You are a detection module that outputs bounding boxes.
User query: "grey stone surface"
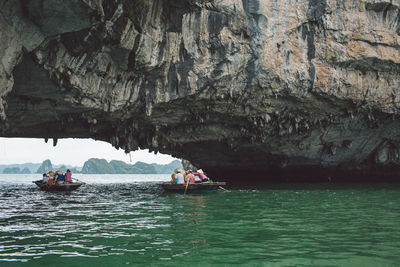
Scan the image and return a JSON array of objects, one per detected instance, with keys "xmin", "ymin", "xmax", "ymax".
[{"xmin": 1, "ymin": 0, "xmax": 400, "ymax": 181}]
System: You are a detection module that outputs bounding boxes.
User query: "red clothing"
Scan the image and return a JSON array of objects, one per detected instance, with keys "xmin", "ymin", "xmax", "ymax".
[{"xmin": 186, "ymin": 173, "xmax": 196, "ymax": 184}]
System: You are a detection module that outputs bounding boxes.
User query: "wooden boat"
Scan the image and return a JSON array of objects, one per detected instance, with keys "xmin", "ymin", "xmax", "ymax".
[
  {"xmin": 33, "ymin": 180, "xmax": 85, "ymax": 192},
  {"xmin": 160, "ymin": 182, "xmax": 227, "ymax": 193}
]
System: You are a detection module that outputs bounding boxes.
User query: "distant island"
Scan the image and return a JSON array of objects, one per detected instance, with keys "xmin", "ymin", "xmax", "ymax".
[
  {"xmin": 1, "ymin": 159, "xmax": 182, "ymax": 174},
  {"xmin": 2, "ymin": 167, "xmax": 32, "ymax": 174},
  {"xmin": 79, "ymin": 158, "xmax": 182, "ymax": 174}
]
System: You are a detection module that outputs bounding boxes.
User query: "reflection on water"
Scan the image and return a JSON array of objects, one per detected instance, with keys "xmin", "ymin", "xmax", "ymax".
[{"xmin": 1, "ymin": 174, "xmax": 400, "ymax": 266}]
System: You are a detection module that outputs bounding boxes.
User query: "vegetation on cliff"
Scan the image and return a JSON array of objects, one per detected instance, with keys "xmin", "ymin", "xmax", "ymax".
[
  {"xmin": 2, "ymin": 0, "xmax": 400, "ymax": 181},
  {"xmin": 36, "ymin": 160, "xmax": 53, "ymax": 174},
  {"xmin": 81, "ymin": 159, "xmax": 181, "ymax": 174}
]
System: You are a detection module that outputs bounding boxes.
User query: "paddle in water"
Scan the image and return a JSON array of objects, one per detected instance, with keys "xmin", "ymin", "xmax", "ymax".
[{"xmin": 184, "ymin": 176, "xmax": 190, "ymax": 195}]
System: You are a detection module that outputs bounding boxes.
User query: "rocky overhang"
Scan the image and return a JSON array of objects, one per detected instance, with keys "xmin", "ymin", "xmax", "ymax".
[{"xmin": 1, "ymin": 0, "xmax": 400, "ymax": 181}]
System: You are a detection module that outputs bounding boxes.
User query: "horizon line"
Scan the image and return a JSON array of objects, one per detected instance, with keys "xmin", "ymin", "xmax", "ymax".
[{"xmin": 0, "ymin": 158, "xmax": 182, "ymax": 167}]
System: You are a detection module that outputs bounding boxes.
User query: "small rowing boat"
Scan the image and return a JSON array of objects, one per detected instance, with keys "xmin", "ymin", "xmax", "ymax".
[
  {"xmin": 160, "ymin": 182, "xmax": 227, "ymax": 193},
  {"xmin": 33, "ymin": 180, "xmax": 85, "ymax": 192}
]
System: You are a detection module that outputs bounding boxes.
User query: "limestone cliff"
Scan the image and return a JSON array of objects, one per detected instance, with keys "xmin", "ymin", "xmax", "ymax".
[{"xmin": 1, "ymin": 0, "xmax": 400, "ymax": 181}]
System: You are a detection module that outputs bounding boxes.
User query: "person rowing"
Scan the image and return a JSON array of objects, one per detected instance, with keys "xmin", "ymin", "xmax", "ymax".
[
  {"xmin": 185, "ymin": 170, "xmax": 196, "ymax": 185},
  {"xmin": 65, "ymin": 169, "xmax": 73, "ymax": 183}
]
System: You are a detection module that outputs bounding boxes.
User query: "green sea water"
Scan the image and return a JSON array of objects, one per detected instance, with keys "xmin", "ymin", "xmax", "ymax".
[{"xmin": 1, "ymin": 174, "xmax": 400, "ymax": 266}]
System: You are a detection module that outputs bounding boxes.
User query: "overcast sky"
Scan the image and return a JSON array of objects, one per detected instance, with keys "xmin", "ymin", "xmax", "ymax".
[{"xmin": 0, "ymin": 137, "xmax": 178, "ymax": 166}]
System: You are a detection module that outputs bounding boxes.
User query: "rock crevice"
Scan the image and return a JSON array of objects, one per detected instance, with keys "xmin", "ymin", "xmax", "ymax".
[{"xmin": 1, "ymin": 0, "xmax": 400, "ymax": 181}]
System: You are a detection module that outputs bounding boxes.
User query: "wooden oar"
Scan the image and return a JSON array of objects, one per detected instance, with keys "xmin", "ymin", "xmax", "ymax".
[
  {"xmin": 184, "ymin": 177, "xmax": 190, "ymax": 195},
  {"xmin": 72, "ymin": 178, "xmax": 85, "ymax": 184},
  {"xmin": 219, "ymin": 186, "xmax": 230, "ymax": 192}
]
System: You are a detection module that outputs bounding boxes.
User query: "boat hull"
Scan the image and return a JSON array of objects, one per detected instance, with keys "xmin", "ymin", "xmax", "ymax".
[
  {"xmin": 33, "ymin": 180, "xmax": 85, "ymax": 192},
  {"xmin": 160, "ymin": 182, "xmax": 226, "ymax": 193}
]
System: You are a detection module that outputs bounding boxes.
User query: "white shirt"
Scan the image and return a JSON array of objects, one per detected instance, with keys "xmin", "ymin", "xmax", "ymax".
[{"xmin": 176, "ymin": 173, "xmax": 185, "ymax": 184}]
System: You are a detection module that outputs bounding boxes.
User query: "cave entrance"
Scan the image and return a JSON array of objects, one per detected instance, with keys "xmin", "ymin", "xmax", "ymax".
[{"xmin": 0, "ymin": 137, "xmax": 178, "ymax": 174}]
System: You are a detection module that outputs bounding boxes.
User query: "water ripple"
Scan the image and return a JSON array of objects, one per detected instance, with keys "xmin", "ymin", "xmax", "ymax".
[{"xmin": 1, "ymin": 176, "xmax": 400, "ymax": 266}]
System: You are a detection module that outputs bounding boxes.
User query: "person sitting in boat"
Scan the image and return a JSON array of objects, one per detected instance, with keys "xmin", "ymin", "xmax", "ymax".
[
  {"xmin": 169, "ymin": 172, "xmax": 177, "ymax": 184},
  {"xmin": 42, "ymin": 173, "xmax": 49, "ymax": 184},
  {"xmin": 192, "ymin": 169, "xmax": 210, "ymax": 183},
  {"xmin": 64, "ymin": 169, "xmax": 73, "ymax": 183},
  {"xmin": 48, "ymin": 171, "xmax": 56, "ymax": 185},
  {"xmin": 185, "ymin": 170, "xmax": 196, "ymax": 184},
  {"xmin": 55, "ymin": 170, "xmax": 65, "ymax": 184},
  {"xmin": 175, "ymin": 170, "xmax": 185, "ymax": 184}
]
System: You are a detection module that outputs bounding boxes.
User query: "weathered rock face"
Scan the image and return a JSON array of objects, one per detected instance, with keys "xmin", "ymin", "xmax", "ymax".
[{"xmin": 1, "ymin": 0, "xmax": 400, "ymax": 181}]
